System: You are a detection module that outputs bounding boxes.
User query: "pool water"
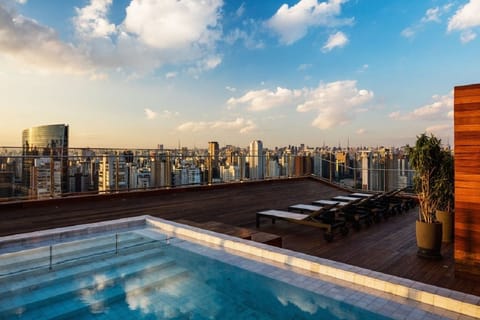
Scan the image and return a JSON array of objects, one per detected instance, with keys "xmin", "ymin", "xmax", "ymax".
[{"xmin": 0, "ymin": 230, "xmax": 391, "ymax": 319}]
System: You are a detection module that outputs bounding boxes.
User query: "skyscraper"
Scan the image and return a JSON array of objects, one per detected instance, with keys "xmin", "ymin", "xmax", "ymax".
[
  {"xmin": 248, "ymin": 140, "xmax": 264, "ymax": 180},
  {"xmin": 22, "ymin": 124, "xmax": 69, "ymax": 198},
  {"xmin": 208, "ymin": 141, "xmax": 219, "ymax": 182}
]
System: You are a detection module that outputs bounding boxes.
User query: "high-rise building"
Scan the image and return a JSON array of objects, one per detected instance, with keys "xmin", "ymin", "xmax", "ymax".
[
  {"xmin": 22, "ymin": 124, "xmax": 69, "ymax": 198},
  {"xmin": 248, "ymin": 140, "xmax": 264, "ymax": 180},
  {"xmin": 98, "ymin": 153, "xmax": 127, "ymax": 192},
  {"xmin": 208, "ymin": 141, "xmax": 219, "ymax": 182}
]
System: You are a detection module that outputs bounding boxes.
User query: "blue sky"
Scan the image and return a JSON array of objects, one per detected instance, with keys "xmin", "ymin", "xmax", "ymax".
[{"xmin": 1, "ymin": 0, "xmax": 479, "ymax": 149}]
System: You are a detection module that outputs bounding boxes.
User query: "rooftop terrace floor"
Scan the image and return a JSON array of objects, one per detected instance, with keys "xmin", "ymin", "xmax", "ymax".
[{"xmin": 1, "ymin": 177, "xmax": 478, "ymax": 298}]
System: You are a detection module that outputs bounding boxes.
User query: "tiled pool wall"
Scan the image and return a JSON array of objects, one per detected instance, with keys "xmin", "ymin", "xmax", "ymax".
[
  {"xmin": 1, "ymin": 215, "xmax": 479, "ymax": 319},
  {"xmin": 0, "ymin": 216, "xmax": 146, "ymax": 254}
]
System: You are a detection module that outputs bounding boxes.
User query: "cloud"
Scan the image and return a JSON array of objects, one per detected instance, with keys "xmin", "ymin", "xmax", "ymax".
[
  {"xmin": 357, "ymin": 64, "xmax": 368, "ymax": 73},
  {"xmin": 236, "ymin": 3, "xmax": 245, "ymax": 17},
  {"xmin": 356, "ymin": 128, "xmax": 366, "ymax": 134},
  {"xmin": 266, "ymin": 0, "xmax": 353, "ymax": 45},
  {"xmin": 0, "ymin": 3, "xmax": 91, "ymax": 74},
  {"xmin": 144, "ymin": 108, "xmax": 157, "ymax": 120},
  {"xmin": 448, "ymin": 0, "xmax": 480, "ymax": 31},
  {"xmin": 297, "ymin": 63, "xmax": 312, "ymax": 71},
  {"xmin": 460, "ymin": 29, "xmax": 477, "ymax": 43},
  {"xmin": 227, "ymin": 80, "xmax": 373, "ymax": 130},
  {"xmin": 160, "ymin": 110, "xmax": 180, "ymax": 118},
  {"xmin": 322, "ymin": 31, "xmax": 348, "ymax": 52},
  {"xmin": 447, "ymin": 0, "xmax": 480, "ymax": 43},
  {"xmin": 390, "ymin": 92, "xmax": 453, "ymax": 121},
  {"xmin": 73, "ymin": 0, "xmax": 116, "ymax": 39},
  {"xmin": 227, "ymin": 87, "xmax": 304, "ymax": 111},
  {"xmin": 165, "ymin": 72, "xmax": 177, "ymax": 79},
  {"xmin": 123, "ymin": 0, "xmax": 222, "ymax": 51},
  {"xmin": 425, "ymin": 123, "xmax": 452, "ymax": 134},
  {"xmin": 225, "ymin": 27, "xmax": 264, "ymax": 49},
  {"xmin": 225, "ymin": 86, "xmax": 237, "ymax": 92},
  {"xmin": 177, "ymin": 118, "xmax": 256, "ymax": 134},
  {"xmin": 422, "ymin": 7, "xmax": 441, "ymax": 23},
  {"xmin": 402, "ymin": 5, "xmax": 452, "ymax": 38},
  {"xmin": 297, "ymin": 80, "xmax": 374, "ymax": 129},
  {"xmin": 401, "ymin": 27, "xmax": 415, "ymax": 38},
  {"xmin": 388, "ymin": 111, "xmax": 401, "ymax": 119},
  {"xmin": 0, "ymin": 0, "xmax": 225, "ymax": 76},
  {"xmin": 225, "ymin": 18, "xmax": 264, "ymax": 49}
]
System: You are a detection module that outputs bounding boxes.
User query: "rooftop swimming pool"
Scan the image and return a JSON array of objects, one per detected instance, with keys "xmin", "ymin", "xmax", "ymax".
[{"xmin": 0, "ymin": 216, "xmax": 478, "ymax": 319}]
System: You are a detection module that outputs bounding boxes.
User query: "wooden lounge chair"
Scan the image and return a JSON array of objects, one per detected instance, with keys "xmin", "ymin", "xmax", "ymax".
[
  {"xmin": 256, "ymin": 204, "xmax": 348, "ymax": 242},
  {"xmin": 327, "ymin": 196, "xmax": 373, "ymax": 230}
]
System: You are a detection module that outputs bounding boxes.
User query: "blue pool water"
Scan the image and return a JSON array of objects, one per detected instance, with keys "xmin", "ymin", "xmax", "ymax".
[{"xmin": 0, "ymin": 231, "xmax": 391, "ymax": 320}]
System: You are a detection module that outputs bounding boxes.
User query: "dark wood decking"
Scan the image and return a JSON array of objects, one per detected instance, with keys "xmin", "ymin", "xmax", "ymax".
[{"xmin": 1, "ymin": 177, "xmax": 479, "ymax": 297}]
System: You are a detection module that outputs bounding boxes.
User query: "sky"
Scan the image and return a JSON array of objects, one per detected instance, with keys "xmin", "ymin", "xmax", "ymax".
[{"xmin": 0, "ymin": 0, "xmax": 479, "ymax": 149}]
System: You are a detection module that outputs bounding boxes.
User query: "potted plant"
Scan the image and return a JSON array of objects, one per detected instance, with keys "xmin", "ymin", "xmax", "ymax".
[
  {"xmin": 435, "ymin": 150, "xmax": 454, "ymax": 243},
  {"xmin": 408, "ymin": 133, "xmax": 444, "ymax": 259}
]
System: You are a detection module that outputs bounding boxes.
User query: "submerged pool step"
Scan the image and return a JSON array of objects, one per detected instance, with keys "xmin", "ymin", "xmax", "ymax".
[
  {"xmin": 0, "ymin": 251, "xmax": 187, "ymax": 318},
  {"xmin": 0, "ymin": 242, "xmax": 165, "ymax": 299},
  {"xmin": 55, "ymin": 266, "xmax": 190, "ymax": 320},
  {"xmin": 0, "ymin": 232, "xmax": 157, "ymax": 277}
]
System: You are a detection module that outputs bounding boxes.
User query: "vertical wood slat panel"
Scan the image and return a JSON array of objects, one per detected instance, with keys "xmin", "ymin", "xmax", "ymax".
[{"xmin": 454, "ymin": 84, "xmax": 480, "ymax": 278}]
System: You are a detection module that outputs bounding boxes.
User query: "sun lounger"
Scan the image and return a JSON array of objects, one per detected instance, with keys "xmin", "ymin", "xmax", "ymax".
[
  {"xmin": 312, "ymin": 200, "xmax": 345, "ymax": 207},
  {"xmin": 332, "ymin": 195, "xmax": 361, "ymax": 202},
  {"xmin": 349, "ymin": 192, "xmax": 375, "ymax": 198},
  {"xmin": 326, "ymin": 196, "xmax": 372, "ymax": 230},
  {"xmin": 256, "ymin": 204, "xmax": 348, "ymax": 242},
  {"xmin": 288, "ymin": 204, "xmax": 323, "ymax": 213}
]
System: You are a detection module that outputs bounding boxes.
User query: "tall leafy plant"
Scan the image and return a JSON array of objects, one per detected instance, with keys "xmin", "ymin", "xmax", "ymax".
[
  {"xmin": 435, "ymin": 150, "xmax": 454, "ymax": 213},
  {"xmin": 409, "ymin": 133, "xmax": 443, "ymax": 223}
]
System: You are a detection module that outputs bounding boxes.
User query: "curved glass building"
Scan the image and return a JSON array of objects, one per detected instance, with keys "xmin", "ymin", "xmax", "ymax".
[{"xmin": 22, "ymin": 124, "xmax": 69, "ymax": 198}]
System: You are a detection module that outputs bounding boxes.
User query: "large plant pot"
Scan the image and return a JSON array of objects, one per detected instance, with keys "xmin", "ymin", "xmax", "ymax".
[
  {"xmin": 416, "ymin": 220, "xmax": 442, "ymax": 259},
  {"xmin": 436, "ymin": 210, "xmax": 453, "ymax": 243}
]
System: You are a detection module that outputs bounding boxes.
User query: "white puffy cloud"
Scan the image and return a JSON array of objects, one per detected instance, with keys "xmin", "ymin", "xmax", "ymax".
[
  {"xmin": 0, "ymin": 4, "xmax": 91, "ymax": 74},
  {"xmin": 74, "ymin": 0, "xmax": 116, "ymax": 39},
  {"xmin": 322, "ymin": 31, "xmax": 348, "ymax": 52},
  {"xmin": 177, "ymin": 118, "xmax": 256, "ymax": 134},
  {"xmin": 448, "ymin": 0, "xmax": 480, "ymax": 31},
  {"xmin": 297, "ymin": 80, "xmax": 374, "ymax": 129},
  {"xmin": 356, "ymin": 128, "xmax": 366, "ymax": 134},
  {"xmin": 227, "ymin": 87, "xmax": 304, "ymax": 111},
  {"xmin": 0, "ymin": 0, "xmax": 225, "ymax": 76},
  {"xmin": 266, "ymin": 0, "xmax": 352, "ymax": 45},
  {"xmin": 144, "ymin": 108, "xmax": 157, "ymax": 120},
  {"xmin": 390, "ymin": 92, "xmax": 453, "ymax": 121},
  {"xmin": 123, "ymin": 0, "xmax": 222, "ymax": 50},
  {"xmin": 447, "ymin": 0, "xmax": 480, "ymax": 43},
  {"xmin": 227, "ymin": 80, "xmax": 373, "ymax": 130}
]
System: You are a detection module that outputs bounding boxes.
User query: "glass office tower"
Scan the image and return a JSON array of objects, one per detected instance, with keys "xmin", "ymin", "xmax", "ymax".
[{"xmin": 22, "ymin": 124, "xmax": 69, "ymax": 198}]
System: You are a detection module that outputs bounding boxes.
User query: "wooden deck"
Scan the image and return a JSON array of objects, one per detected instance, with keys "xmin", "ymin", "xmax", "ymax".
[{"xmin": 1, "ymin": 177, "xmax": 479, "ymax": 297}]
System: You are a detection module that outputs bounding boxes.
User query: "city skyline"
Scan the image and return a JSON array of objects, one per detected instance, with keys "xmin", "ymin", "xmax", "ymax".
[{"xmin": 1, "ymin": 0, "xmax": 479, "ymax": 149}]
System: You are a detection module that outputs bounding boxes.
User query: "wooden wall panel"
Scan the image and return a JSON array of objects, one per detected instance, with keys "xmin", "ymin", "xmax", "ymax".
[{"xmin": 454, "ymin": 83, "xmax": 480, "ymax": 279}]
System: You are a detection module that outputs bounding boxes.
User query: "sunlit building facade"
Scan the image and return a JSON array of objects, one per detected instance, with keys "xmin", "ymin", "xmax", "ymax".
[{"xmin": 21, "ymin": 124, "xmax": 69, "ymax": 198}]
